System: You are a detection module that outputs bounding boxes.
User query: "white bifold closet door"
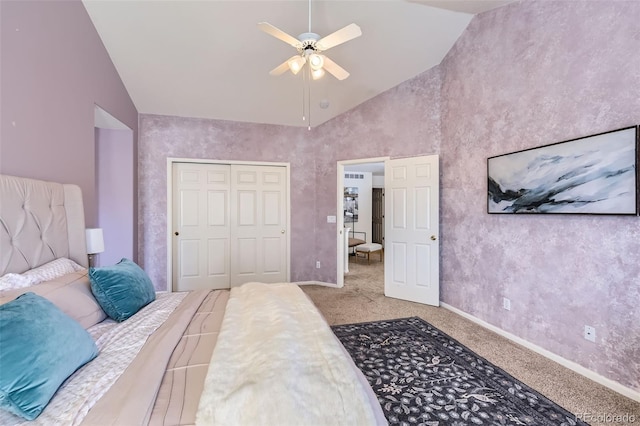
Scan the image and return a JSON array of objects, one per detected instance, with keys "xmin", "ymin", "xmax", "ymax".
[{"xmin": 172, "ymin": 162, "xmax": 288, "ymax": 291}]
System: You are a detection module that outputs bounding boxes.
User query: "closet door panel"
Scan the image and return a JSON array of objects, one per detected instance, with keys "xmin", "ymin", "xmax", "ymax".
[
  {"xmin": 173, "ymin": 162, "xmax": 288, "ymax": 290},
  {"xmin": 173, "ymin": 163, "xmax": 231, "ymax": 291},
  {"xmin": 230, "ymin": 165, "xmax": 287, "ymax": 287}
]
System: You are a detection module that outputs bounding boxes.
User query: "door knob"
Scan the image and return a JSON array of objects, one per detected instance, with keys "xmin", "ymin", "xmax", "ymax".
[
  {"xmin": 281, "ymin": 229, "xmax": 286, "ymax": 234},
  {"xmin": 430, "ymin": 235, "xmax": 437, "ymax": 241},
  {"xmin": 175, "ymin": 231, "xmax": 179, "ymax": 236}
]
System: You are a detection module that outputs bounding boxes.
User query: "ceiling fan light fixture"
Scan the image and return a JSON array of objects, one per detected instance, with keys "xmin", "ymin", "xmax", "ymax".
[
  {"xmin": 258, "ymin": 0, "xmax": 362, "ymax": 128},
  {"xmin": 288, "ymin": 56, "xmax": 306, "ymax": 74},
  {"xmin": 311, "ymin": 68, "xmax": 325, "ymax": 80},
  {"xmin": 308, "ymin": 53, "xmax": 324, "ymax": 71}
]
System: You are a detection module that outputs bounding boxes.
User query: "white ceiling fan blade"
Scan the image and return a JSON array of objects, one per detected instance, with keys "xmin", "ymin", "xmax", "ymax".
[
  {"xmin": 322, "ymin": 56, "xmax": 350, "ymax": 80},
  {"xmin": 316, "ymin": 23, "xmax": 362, "ymax": 51},
  {"xmin": 257, "ymin": 22, "xmax": 301, "ymax": 48},
  {"xmin": 269, "ymin": 56, "xmax": 305, "ymax": 76},
  {"xmin": 269, "ymin": 59, "xmax": 293, "ymax": 76}
]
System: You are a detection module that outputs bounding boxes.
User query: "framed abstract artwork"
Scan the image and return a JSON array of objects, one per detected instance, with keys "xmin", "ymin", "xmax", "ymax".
[{"xmin": 488, "ymin": 126, "xmax": 639, "ymax": 215}]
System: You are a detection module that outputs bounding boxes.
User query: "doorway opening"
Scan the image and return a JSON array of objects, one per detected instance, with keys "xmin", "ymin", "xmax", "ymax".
[
  {"xmin": 336, "ymin": 157, "xmax": 388, "ymax": 288},
  {"xmin": 94, "ymin": 105, "xmax": 134, "ymax": 267},
  {"xmin": 337, "ymin": 155, "xmax": 441, "ymax": 306}
]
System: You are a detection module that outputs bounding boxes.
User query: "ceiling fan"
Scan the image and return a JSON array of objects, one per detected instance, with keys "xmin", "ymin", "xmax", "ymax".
[{"xmin": 258, "ymin": 5, "xmax": 361, "ymax": 81}]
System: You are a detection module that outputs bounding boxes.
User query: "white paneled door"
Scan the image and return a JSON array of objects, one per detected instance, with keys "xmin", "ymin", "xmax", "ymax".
[
  {"xmin": 173, "ymin": 163, "xmax": 230, "ymax": 290},
  {"xmin": 172, "ymin": 162, "xmax": 288, "ymax": 291},
  {"xmin": 384, "ymin": 155, "xmax": 439, "ymax": 306},
  {"xmin": 230, "ymin": 165, "xmax": 288, "ymax": 287}
]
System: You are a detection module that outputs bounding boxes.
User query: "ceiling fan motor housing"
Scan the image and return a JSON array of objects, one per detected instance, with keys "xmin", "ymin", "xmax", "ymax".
[{"xmin": 298, "ymin": 32, "xmax": 321, "ymax": 53}]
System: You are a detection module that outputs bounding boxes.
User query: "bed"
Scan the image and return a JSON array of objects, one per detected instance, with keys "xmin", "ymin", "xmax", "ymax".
[{"xmin": 0, "ymin": 174, "xmax": 387, "ymax": 425}]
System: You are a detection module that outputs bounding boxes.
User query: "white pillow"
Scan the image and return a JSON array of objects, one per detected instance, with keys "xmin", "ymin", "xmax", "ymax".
[
  {"xmin": 0, "ymin": 273, "xmax": 32, "ymax": 292},
  {"xmin": 22, "ymin": 258, "xmax": 86, "ymax": 286},
  {"xmin": 0, "ymin": 258, "xmax": 85, "ymax": 292}
]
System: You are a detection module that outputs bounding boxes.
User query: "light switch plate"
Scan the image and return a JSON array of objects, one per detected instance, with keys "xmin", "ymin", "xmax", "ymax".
[{"xmin": 327, "ymin": 215, "xmax": 336, "ymax": 223}]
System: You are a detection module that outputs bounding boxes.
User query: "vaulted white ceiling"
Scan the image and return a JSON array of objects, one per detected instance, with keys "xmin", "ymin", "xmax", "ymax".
[{"xmin": 82, "ymin": 0, "xmax": 512, "ymax": 128}]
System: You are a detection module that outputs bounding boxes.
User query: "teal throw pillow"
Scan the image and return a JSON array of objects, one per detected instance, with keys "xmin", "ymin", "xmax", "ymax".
[
  {"xmin": 0, "ymin": 292, "xmax": 98, "ymax": 420},
  {"xmin": 89, "ymin": 258, "xmax": 156, "ymax": 322}
]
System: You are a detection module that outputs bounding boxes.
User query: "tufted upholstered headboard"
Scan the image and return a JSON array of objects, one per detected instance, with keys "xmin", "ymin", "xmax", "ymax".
[{"xmin": 0, "ymin": 174, "xmax": 88, "ymax": 276}]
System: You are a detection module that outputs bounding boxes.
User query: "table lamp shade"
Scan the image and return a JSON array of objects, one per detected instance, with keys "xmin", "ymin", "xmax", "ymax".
[{"xmin": 85, "ymin": 228, "xmax": 105, "ymax": 255}]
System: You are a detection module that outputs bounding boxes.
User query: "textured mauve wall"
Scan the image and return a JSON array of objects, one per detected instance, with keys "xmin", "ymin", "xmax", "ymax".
[
  {"xmin": 138, "ymin": 115, "xmax": 316, "ymax": 291},
  {"xmin": 439, "ymin": 0, "xmax": 640, "ymax": 391},
  {"xmin": 1, "ymin": 1, "xmax": 138, "ymax": 229},
  {"xmin": 312, "ymin": 68, "xmax": 443, "ymax": 281},
  {"xmin": 139, "ymin": 68, "xmax": 442, "ymax": 291}
]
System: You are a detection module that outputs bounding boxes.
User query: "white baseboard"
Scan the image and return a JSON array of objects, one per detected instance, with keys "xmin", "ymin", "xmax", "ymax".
[{"xmin": 441, "ymin": 302, "xmax": 640, "ymax": 403}]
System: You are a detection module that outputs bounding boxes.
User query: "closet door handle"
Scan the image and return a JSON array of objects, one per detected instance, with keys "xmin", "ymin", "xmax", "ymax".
[
  {"xmin": 175, "ymin": 231, "xmax": 179, "ymax": 236},
  {"xmin": 281, "ymin": 229, "xmax": 285, "ymax": 234}
]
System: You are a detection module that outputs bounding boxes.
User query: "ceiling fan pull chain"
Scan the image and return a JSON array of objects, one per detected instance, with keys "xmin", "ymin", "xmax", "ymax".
[
  {"xmin": 302, "ymin": 64, "xmax": 306, "ymax": 122},
  {"xmin": 308, "ymin": 65, "xmax": 312, "ymax": 130}
]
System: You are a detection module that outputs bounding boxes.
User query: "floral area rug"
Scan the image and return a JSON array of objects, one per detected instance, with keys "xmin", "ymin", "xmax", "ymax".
[{"xmin": 332, "ymin": 317, "xmax": 586, "ymax": 426}]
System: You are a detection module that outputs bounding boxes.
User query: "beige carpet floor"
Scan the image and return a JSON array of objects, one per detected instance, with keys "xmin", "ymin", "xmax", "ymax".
[{"xmin": 301, "ymin": 257, "xmax": 639, "ymax": 425}]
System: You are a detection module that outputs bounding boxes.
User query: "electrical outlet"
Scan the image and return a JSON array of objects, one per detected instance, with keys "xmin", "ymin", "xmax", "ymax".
[
  {"xmin": 316, "ymin": 261, "xmax": 321, "ymax": 269},
  {"xmin": 584, "ymin": 325, "xmax": 596, "ymax": 342},
  {"xmin": 502, "ymin": 297, "xmax": 511, "ymax": 311}
]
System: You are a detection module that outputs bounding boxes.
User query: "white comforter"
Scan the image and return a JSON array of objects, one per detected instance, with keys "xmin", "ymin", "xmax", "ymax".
[{"xmin": 196, "ymin": 282, "xmax": 383, "ymax": 426}]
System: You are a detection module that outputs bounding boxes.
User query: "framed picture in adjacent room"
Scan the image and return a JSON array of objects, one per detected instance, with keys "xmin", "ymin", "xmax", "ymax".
[
  {"xmin": 344, "ymin": 187, "xmax": 359, "ymax": 222},
  {"xmin": 488, "ymin": 126, "xmax": 639, "ymax": 215}
]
